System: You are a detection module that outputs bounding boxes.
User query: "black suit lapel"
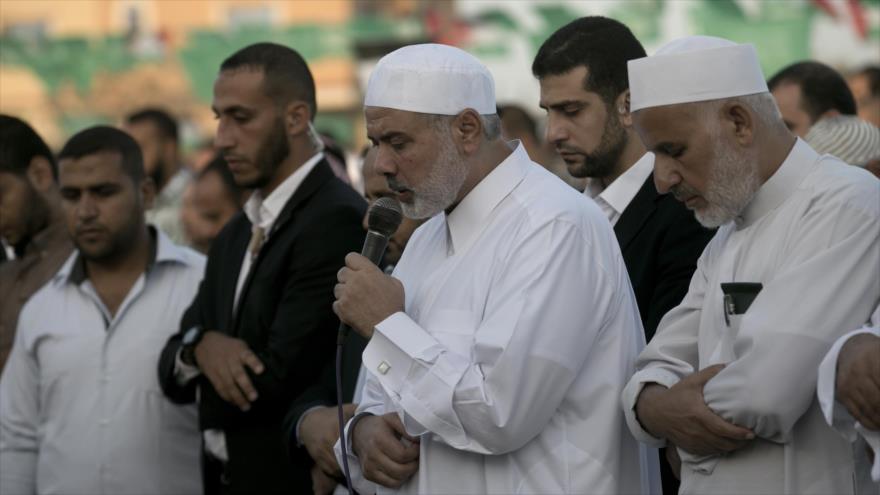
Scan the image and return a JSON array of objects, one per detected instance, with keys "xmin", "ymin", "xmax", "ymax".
[
  {"xmin": 232, "ymin": 161, "xmax": 336, "ymax": 331},
  {"xmin": 266, "ymin": 160, "xmax": 335, "ymax": 241},
  {"xmin": 223, "ymin": 216, "xmax": 252, "ymax": 333},
  {"xmin": 614, "ymin": 173, "xmax": 660, "ymax": 252}
]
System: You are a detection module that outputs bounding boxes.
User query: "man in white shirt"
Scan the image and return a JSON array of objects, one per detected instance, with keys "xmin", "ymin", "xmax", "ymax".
[
  {"xmin": 332, "ymin": 43, "xmax": 658, "ymax": 494},
  {"xmin": 621, "ymin": 36, "xmax": 880, "ymax": 494},
  {"xmin": 0, "ymin": 126, "xmax": 205, "ymax": 494}
]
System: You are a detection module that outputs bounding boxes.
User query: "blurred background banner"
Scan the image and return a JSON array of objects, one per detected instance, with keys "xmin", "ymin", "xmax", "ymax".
[{"xmin": 1, "ymin": 0, "xmax": 878, "ymax": 154}]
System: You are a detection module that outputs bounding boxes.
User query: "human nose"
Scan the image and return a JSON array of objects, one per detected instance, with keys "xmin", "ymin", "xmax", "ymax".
[
  {"xmin": 545, "ymin": 113, "xmax": 567, "ymax": 145},
  {"xmin": 214, "ymin": 118, "xmax": 235, "ymax": 151},
  {"xmin": 76, "ymin": 193, "xmax": 98, "ymax": 221},
  {"xmin": 653, "ymin": 155, "xmax": 681, "ymax": 195},
  {"xmin": 374, "ymin": 146, "xmax": 397, "ymax": 177}
]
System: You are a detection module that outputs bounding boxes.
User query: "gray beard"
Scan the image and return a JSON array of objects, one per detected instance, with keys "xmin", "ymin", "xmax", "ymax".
[
  {"xmin": 693, "ymin": 138, "xmax": 762, "ymax": 228},
  {"xmin": 401, "ymin": 130, "xmax": 468, "ymax": 220}
]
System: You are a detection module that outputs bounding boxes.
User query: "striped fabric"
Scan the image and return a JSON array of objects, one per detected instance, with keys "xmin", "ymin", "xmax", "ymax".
[{"xmin": 805, "ymin": 115, "xmax": 880, "ymax": 167}]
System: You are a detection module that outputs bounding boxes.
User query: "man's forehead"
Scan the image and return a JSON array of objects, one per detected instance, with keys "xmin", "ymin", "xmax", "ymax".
[
  {"xmin": 632, "ymin": 105, "xmax": 695, "ymax": 144},
  {"xmin": 59, "ymin": 151, "xmax": 125, "ymax": 180},
  {"xmin": 212, "ymin": 69, "xmax": 267, "ymax": 107},
  {"xmin": 365, "ymin": 107, "xmax": 423, "ymax": 135}
]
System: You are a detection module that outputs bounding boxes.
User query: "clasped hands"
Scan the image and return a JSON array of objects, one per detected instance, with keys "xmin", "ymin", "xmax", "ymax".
[
  {"xmin": 333, "ymin": 253, "xmax": 405, "ymax": 339},
  {"xmin": 636, "ymin": 364, "xmax": 755, "ymax": 457},
  {"xmin": 302, "ymin": 408, "xmax": 421, "ymax": 491},
  {"xmin": 300, "ymin": 404, "xmax": 356, "ymax": 494}
]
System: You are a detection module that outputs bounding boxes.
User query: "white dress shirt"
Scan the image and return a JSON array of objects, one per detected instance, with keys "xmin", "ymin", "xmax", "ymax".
[
  {"xmin": 621, "ymin": 139, "xmax": 880, "ymax": 494},
  {"xmin": 336, "ymin": 142, "xmax": 660, "ymax": 494},
  {"xmin": 583, "ymin": 152, "xmax": 655, "ymax": 225},
  {"xmin": 817, "ymin": 304, "xmax": 880, "ymax": 489},
  {"xmin": 0, "ymin": 230, "xmax": 205, "ymax": 495},
  {"xmin": 175, "ymin": 152, "xmax": 324, "ymax": 462}
]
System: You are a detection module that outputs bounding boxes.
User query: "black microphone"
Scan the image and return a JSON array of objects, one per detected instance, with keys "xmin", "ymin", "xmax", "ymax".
[
  {"xmin": 336, "ymin": 197, "xmax": 403, "ymax": 344},
  {"xmin": 336, "ymin": 196, "xmax": 402, "ymax": 494}
]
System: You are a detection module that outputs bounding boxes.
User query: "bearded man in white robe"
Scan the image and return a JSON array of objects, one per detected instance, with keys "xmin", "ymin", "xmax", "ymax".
[
  {"xmin": 333, "ymin": 43, "xmax": 659, "ymax": 495},
  {"xmin": 621, "ymin": 36, "xmax": 880, "ymax": 495}
]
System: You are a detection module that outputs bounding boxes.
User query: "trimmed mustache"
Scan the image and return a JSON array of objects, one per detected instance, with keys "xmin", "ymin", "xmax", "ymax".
[
  {"xmin": 670, "ymin": 183, "xmax": 700, "ymax": 203},
  {"xmin": 387, "ymin": 176, "xmax": 412, "ymax": 194},
  {"xmin": 555, "ymin": 145, "xmax": 584, "ymax": 155}
]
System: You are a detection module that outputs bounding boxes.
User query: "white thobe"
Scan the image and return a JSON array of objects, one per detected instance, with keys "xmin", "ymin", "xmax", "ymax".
[
  {"xmin": 622, "ymin": 139, "xmax": 880, "ymax": 494},
  {"xmin": 817, "ymin": 304, "xmax": 880, "ymax": 490},
  {"xmin": 336, "ymin": 143, "xmax": 660, "ymax": 494},
  {"xmin": 0, "ymin": 230, "xmax": 205, "ymax": 495}
]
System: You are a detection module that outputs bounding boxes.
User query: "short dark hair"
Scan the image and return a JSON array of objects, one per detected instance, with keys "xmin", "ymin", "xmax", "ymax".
[
  {"xmin": 0, "ymin": 114, "xmax": 57, "ymax": 179},
  {"xmin": 498, "ymin": 104, "xmax": 538, "ymax": 139},
  {"xmin": 126, "ymin": 108, "xmax": 179, "ymax": 143},
  {"xmin": 768, "ymin": 61, "xmax": 857, "ymax": 121},
  {"xmin": 532, "ymin": 16, "xmax": 647, "ymax": 106},
  {"xmin": 856, "ymin": 65, "xmax": 880, "ymax": 98},
  {"xmin": 200, "ymin": 154, "xmax": 244, "ymax": 206},
  {"xmin": 220, "ymin": 42, "xmax": 317, "ymax": 120},
  {"xmin": 58, "ymin": 126, "xmax": 145, "ymax": 183}
]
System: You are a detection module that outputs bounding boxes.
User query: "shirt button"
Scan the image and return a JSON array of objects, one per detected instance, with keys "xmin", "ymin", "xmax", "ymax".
[{"xmin": 377, "ymin": 361, "xmax": 391, "ymax": 375}]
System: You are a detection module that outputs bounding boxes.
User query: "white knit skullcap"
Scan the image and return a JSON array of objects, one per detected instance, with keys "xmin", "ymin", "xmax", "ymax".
[
  {"xmin": 628, "ymin": 36, "xmax": 769, "ymax": 112},
  {"xmin": 365, "ymin": 43, "xmax": 496, "ymax": 115}
]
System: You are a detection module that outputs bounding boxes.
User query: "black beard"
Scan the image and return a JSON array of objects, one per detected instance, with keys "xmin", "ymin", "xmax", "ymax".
[
  {"xmin": 247, "ymin": 118, "xmax": 290, "ymax": 190},
  {"xmin": 14, "ymin": 182, "xmax": 51, "ymax": 255},
  {"xmin": 570, "ymin": 112, "xmax": 628, "ymax": 180}
]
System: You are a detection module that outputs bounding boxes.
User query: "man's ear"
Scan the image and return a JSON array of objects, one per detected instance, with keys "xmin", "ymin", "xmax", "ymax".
[
  {"xmin": 284, "ymin": 101, "xmax": 311, "ymax": 137},
  {"xmin": 26, "ymin": 156, "xmax": 55, "ymax": 193},
  {"xmin": 616, "ymin": 90, "xmax": 633, "ymax": 128},
  {"xmin": 453, "ymin": 109, "xmax": 482, "ymax": 155},
  {"xmin": 722, "ymin": 101, "xmax": 755, "ymax": 146},
  {"xmin": 140, "ymin": 176, "xmax": 157, "ymax": 211}
]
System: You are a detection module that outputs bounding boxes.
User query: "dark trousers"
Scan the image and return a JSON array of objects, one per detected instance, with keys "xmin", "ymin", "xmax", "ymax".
[
  {"xmin": 660, "ymin": 447, "xmax": 681, "ymax": 495},
  {"xmin": 201, "ymin": 451, "xmax": 231, "ymax": 495}
]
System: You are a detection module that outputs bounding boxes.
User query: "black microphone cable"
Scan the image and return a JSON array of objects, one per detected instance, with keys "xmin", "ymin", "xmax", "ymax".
[{"xmin": 336, "ymin": 197, "xmax": 402, "ymax": 494}]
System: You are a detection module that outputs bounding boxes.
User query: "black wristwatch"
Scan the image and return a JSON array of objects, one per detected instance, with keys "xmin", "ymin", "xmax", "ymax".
[{"xmin": 180, "ymin": 325, "xmax": 205, "ymax": 366}]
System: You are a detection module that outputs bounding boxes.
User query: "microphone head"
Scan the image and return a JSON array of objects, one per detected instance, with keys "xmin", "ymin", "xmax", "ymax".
[{"xmin": 367, "ymin": 197, "xmax": 403, "ymax": 238}]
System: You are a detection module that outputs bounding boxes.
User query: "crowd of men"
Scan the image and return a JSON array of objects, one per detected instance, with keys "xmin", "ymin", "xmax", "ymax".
[{"xmin": 0, "ymin": 15, "xmax": 878, "ymax": 495}]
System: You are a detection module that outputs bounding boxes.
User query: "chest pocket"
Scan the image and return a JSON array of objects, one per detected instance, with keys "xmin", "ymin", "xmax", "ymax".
[
  {"xmin": 423, "ymin": 309, "xmax": 479, "ymax": 360},
  {"xmin": 708, "ymin": 282, "xmax": 763, "ymax": 365}
]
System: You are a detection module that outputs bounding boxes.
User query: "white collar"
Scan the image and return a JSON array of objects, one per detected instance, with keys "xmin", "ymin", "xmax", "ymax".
[
  {"xmin": 583, "ymin": 152, "xmax": 655, "ymax": 215},
  {"xmin": 737, "ymin": 138, "xmax": 815, "ymax": 228},
  {"xmin": 55, "ymin": 227, "xmax": 190, "ymax": 286},
  {"xmin": 243, "ymin": 152, "xmax": 324, "ymax": 231},
  {"xmin": 445, "ymin": 141, "xmax": 529, "ymax": 255}
]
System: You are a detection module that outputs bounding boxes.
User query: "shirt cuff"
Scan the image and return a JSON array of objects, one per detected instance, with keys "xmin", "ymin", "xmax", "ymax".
[
  {"xmin": 362, "ymin": 312, "xmax": 442, "ymax": 398},
  {"xmin": 295, "ymin": 405, "xmax": 327, "ymax": 447},
  {"xmin": 173, "ymin": 347, "xmax": 201, "ymax": 386},
  {"xmin": 334, "ymin": 412, "xmax": 378, "ymax": 495},
  {"xmin": 817, "ymin": 328, "xmax": 876, "ymax": 434},
  {"xmin": 621, "ymin": 368, "xmax": 682, "ymax": 447}
]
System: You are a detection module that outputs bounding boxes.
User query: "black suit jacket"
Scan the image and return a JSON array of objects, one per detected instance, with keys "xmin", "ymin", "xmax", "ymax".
[
  {"xmin": 158, "ymin": 161, "xmax": 366, "ymax": 494},
  {"xmin": 614, "ymin": 172, "xmax": 714, "ymax": 340},
  {"xmin": 282, "ymin": 329, "xmax": 367, "ymax": 466}
]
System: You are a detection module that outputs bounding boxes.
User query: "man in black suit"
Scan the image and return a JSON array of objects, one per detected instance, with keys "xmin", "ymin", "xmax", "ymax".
[
  {"xmin": 283, "ymin": 146, "xmax": 428, "ymax": 494},
  {"xmin": 533, "ymin": 17, "xmax": 713, "ymax": 341},
  {"xmin": 533, "ymin": 17, "xmax": 714, "ymax": 493},
  {"xmin": 158, "ymin": 43, "xmax": 366, "ymax": 494}
]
